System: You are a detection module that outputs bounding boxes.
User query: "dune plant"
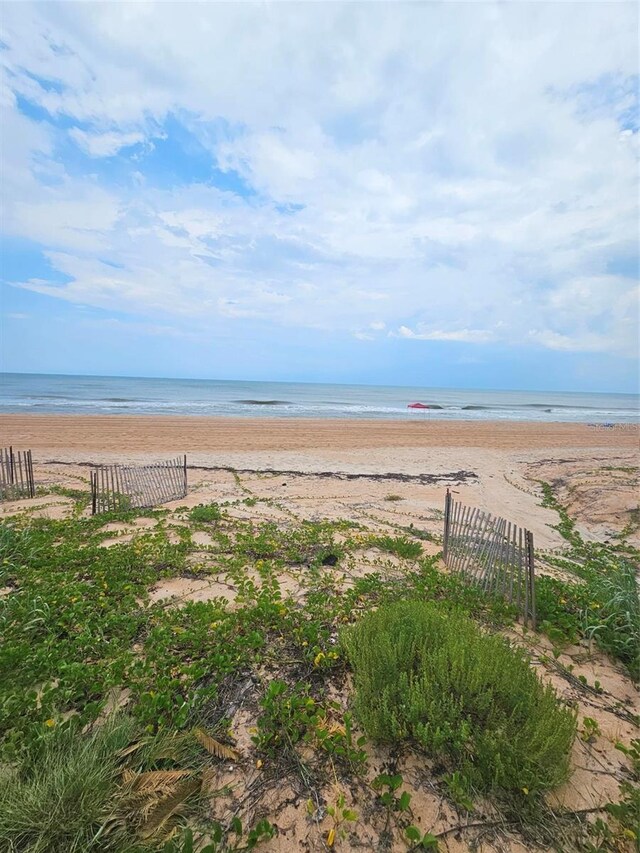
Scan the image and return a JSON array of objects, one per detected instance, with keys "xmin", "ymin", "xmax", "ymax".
[
  {"xmin": 341, "ymin": 601, "xmax": 576, "ymax": 800},
  {"xmin": 369, "ymin": 535, "xmax": 422, "ymax": 560},
  {"xmin": 535, "ymin": 481, "xmax": 640, "ymax": 676},
  {"xmin": 0, "ymin": 716, "xmax": 138, "ymax": 853}
]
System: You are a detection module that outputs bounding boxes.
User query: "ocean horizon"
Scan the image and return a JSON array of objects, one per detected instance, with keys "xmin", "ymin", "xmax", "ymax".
[{"xmin": 1, "ymin": 373, "xmax": 638, "ymax": 424}]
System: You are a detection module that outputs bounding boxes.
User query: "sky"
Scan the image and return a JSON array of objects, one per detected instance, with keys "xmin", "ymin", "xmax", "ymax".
[{"xmin": 0, "ymin": 1, "xmax": 638, "ymax": 393}]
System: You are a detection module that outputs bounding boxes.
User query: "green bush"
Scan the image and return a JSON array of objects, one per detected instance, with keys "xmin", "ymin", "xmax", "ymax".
[
  {"xmin": 0, "ymin": 716, "xmax": 137, "ymax": 853},
  {"xmin": 188, "ymin": 503, "xmax": 221, "ymax": 523},
  {"xmin": 369, "ymin": 535, "xmax": 422, "ymax": 560},
  {"xmin": 341, "ymin": 601, "xmax": 576, "ymax": 799}
]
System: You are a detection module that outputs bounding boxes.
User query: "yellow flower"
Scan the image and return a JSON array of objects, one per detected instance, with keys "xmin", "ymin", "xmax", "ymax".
[
  {"xmin": 522, "ymin": 787, "xmax": 529, "ymax": 795},
  {"xmin": 44, "ymin": 719, "xmax": 56, "ymax": 728},
  {"xmin": 256, "ymin": 759, "xmax": 263, "ymax": 769},
  {"xmin": 314, "ymin": 652, "xmax": 325, "ymax": 667},
  {"xmin": 327, "ymin": 828, "xmax": 336, "ymax": 847}
]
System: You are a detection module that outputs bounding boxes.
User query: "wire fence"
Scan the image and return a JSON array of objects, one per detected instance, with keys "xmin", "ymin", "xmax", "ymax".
[
  {"xmin": 90, "ymin": 455, "xmax": 187, "ymax": 514},
  {"xmin": 443, "ymin": 489, "xmax": 536, "ymax": 627},
  {"xmin": 0, "ymin": 447, "xmax": 36, "ymax": 501}
]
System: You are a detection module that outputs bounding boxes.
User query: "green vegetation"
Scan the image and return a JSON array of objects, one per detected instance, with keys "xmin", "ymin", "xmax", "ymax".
[
  {"xmin": 536, "ymin": 482, "xmax": 640, "ymax": 676},
  {"xmin": 0, "ymin": 716, "xmax": 137, "ymax": 852},
  {"xmin": 0, "ymin": 714, "xmax": 225, "ymax": 853},
  {"xmin": 3, "ymin": 477, "xmax": 636, "ymax": 850},
  {"xmin": 188, "ymin": 503, "xmax": 222, "ymax": 523},
  {"xmin": 341, "ymin": 600, "xmax": 576, "ymax": 800},
  {"xmin": 369, "ymin": 534, "xmax": 423, "ymax": 559}
]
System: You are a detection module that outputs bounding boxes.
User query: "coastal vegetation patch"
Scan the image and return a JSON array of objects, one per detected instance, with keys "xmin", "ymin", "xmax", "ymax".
[{"xmin": 0, "ymin": 477, "xmax": 637, "ymax": 851}]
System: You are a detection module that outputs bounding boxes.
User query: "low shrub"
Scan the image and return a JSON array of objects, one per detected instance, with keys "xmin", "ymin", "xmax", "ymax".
[
  {"xmin": 189, "ymin": 503, "xmax": 221, "ymax": 523},
  {"xmin": 369, "ymin": 535, "xmax": 422, "ymax": 560},
  {"xmin": 341, "ymin": 601, "xmax": 576, "ymax": 800}
]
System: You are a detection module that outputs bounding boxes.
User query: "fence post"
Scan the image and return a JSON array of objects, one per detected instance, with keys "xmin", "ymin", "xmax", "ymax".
[
  {"xmin": 91, "ymin": 471, "xmax": 97, "ymax": 515},
  {"xmin": 9, "ymin": 446, "xmax": 15, "ymax": 486},
  {"xmin": 443, "ymin": 489, "xmax": 451, "ymax": 562},
  {"xmin": 525, "ymin": 530, "xmax": 536, "ymax": 629},
  {"xmin": 183, "ymin": 455, "xmax": 188, "ymax": 497},
  {"xmin": 27, "ymin": 450, "xmax": 35, "ymax": 497}
]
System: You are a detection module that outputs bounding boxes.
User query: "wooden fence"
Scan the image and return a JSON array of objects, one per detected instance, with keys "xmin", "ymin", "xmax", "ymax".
[
  {"xmin": 0, "ymin": 447, "xmax": 36, "ymax": 501},
  {"xmin": 90, "ymin": 455, "xmax": 187, "ymax": 514},
  {"xmin": 443, "ymin": 489, "xmax": 536, "ymax": 627}
]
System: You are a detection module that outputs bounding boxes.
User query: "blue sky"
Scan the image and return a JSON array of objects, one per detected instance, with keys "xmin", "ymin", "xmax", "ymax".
[{"xmin": 0, "ymin": 2, "xmax": 638, "ymax": 393}]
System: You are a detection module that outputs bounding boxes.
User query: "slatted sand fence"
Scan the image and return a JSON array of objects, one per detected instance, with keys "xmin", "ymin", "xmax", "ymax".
[
  {"xmin": 443, "ymin": 489, "xmax": 536, "ymax": 627},
  {"xmin": 90, "ymin": 455, "xmax": 187, "ymax": 514},
  {"xmin": 0, "ymin": 447, "xmax": 36, "ymax": 501}
]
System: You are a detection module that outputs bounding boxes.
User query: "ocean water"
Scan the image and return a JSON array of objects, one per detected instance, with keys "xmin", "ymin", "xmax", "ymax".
[{"xmin": 0, "ymin": 373, "xmax": 638, "ymax": 424}]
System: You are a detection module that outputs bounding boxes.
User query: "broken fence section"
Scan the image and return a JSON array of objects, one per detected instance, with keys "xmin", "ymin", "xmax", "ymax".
[
  {"xmin": 90, "ymin": 455, "xmax": 187, "ymax": 514},
  {"xmin": 443, "ymin": 489, "xmax": 536, "ymax": 628},
  {"xmin": 0, "ymin": 447, "xmax": 36, "ymax": 501}
]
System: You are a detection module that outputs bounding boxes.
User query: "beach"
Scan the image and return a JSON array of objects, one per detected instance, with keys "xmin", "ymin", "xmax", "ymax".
[
  {"xmin": 2, "ymin": 414, "xmax": 638, "ymax": 551},
  {"xmin": 2, "ymin": 414, "xmax": 638, "ymax": 455}
]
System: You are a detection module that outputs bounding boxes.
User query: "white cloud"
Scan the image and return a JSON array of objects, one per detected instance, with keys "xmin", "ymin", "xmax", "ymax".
[
  {"xmin": 0, "ymin": 1, "xmax": 638, "ymax": 361},
  {"xmin": 68, "ymin": 128, "xmax": 146, "ymax": 157},
  {"xmin": 397, "ymin": 326, "xmax": 496, "ymax": 344}
]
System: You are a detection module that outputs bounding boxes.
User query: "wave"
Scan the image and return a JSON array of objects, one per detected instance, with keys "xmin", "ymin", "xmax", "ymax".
[{"xmin": 234, "ymin": 399, "xmax": 291, "ymax": 406}]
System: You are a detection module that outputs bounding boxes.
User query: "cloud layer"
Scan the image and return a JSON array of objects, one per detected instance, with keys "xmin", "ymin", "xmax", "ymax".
[{"xmin": 1, "ymin": 2, "xmax": 638, "ymax": 382}]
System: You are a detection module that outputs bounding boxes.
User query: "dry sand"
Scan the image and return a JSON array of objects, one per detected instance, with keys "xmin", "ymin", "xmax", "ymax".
[{"xmin": 2, "ymin": 414, "xmax": 638, "ymax": 549}]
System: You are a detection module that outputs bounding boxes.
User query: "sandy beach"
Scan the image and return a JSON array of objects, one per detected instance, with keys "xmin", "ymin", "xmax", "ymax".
[
  {"xmin": 2, "ymin": 413, "xmax": 638, "ymax": 453},
  {"xmin": 2, "ymin": 414, "xmax": 638, "ymax": 551}
]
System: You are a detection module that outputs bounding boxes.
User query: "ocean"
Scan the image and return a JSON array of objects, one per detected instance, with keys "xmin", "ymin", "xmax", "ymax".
[{"xmin": 0, "ymin": 373, "xmax": 638, "ymax": 424}]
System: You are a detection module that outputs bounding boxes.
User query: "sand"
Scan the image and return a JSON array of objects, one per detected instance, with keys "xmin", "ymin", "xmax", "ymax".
[
  {"xmin": 2, "ymin": 414, "xmax": 638, "ymax": 549},
  {"xmin": 2, "ymin": 414, "xmax": 638, "ymax": 455}
]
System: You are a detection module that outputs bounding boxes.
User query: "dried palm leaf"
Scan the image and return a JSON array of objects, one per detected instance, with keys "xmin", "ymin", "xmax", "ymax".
[
  {"xmin": 139, "ymin": 778, "xmax": 200, "ymax": 839},
  {"xmin": 131, "ymin": 769, "xmax": 193, "ymax": 794},
  {"xmin": 194, "ymin": 728, "xmax": 238, "ymax": 761}
]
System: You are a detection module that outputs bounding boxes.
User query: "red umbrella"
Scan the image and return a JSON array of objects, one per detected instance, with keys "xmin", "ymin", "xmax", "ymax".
[{"xmin": 407, "ymin": 402, "xmax": 432, "ymax": 409}]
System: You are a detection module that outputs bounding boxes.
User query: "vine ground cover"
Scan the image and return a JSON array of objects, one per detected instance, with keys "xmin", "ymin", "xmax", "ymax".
[{"xmin": 0, "ymin": 466, "xmax": 638, "ymax": 852}]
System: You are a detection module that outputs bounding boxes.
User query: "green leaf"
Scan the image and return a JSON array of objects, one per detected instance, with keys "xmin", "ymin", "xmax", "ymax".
[
  {"xmin": 406, "ymin": 826, "xmax": 421, "ymax": 842},
  {"xmin": 398, "ymin": 791, "xmax": 411, "ymax": 811}
]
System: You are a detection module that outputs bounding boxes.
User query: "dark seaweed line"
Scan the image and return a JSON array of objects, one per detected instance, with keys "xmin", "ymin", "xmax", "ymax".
[{"xmin": 44, "ymin": 459, "xmax": 478, "ymax": 485}]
